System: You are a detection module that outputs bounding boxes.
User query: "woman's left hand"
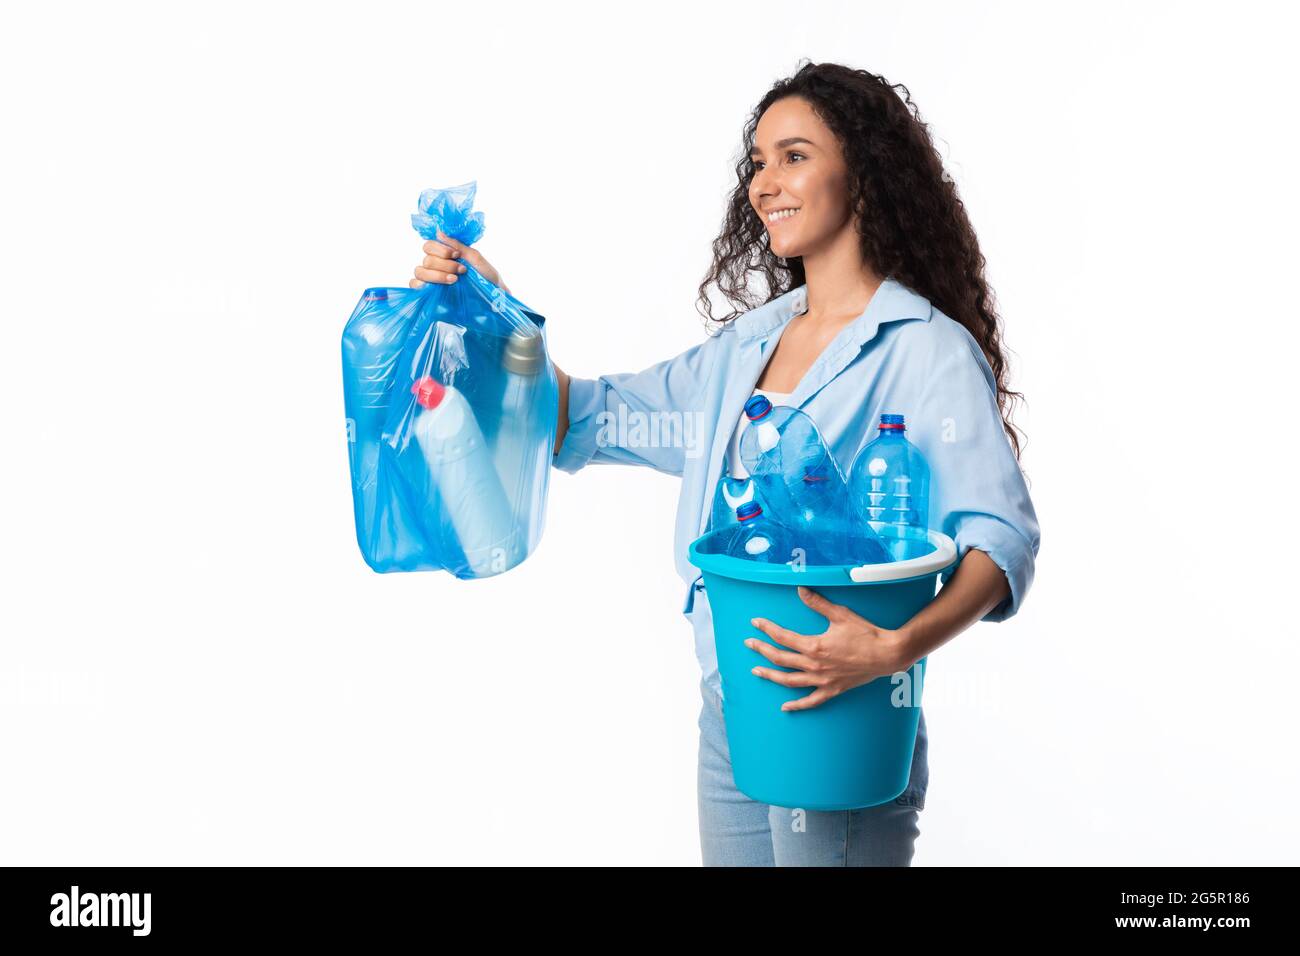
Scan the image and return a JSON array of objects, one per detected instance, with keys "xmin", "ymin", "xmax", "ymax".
[{"xmin": 747, "ymin": 585, "xmax": 914, "ymax": 712}]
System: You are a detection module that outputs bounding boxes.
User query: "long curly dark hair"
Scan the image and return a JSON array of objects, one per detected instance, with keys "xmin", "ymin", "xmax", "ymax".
[{"xmin": 697, "ymin": 60, "xmax": 1026, "ymax": 459}]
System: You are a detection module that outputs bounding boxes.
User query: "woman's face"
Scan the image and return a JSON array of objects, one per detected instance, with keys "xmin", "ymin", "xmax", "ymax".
[{"xmin": 748, "ymin": 96, "xmax": 853, "ymax": 261}]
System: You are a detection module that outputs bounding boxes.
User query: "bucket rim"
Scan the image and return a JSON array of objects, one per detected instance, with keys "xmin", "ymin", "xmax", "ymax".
[{"xmin": 687, "ymin": 529, "xmax": 958, "ymax": 586}]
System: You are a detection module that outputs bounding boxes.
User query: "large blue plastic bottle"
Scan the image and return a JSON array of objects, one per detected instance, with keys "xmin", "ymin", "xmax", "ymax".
[
  {"xmin": 341, "ymin": 287, "xmax": 429, "ymax": 569},
  {"xmin": 848, "ymin": 413, "xmax": 931, "ymax": 561},
  {"xmin": 726, "ymin": 501, "xmax": 793, "ymax": 563}
]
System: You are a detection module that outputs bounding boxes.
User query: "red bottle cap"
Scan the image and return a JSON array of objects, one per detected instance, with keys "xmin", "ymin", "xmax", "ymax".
[{"xmin": 411, "ymin": 376, "xmax": 446, "ymax": 409}]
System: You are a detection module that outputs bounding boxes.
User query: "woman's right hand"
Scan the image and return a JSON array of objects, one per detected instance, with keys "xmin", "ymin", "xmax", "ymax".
[
  {"xmin": 409, "ymin": 228, "xmax": 510, "ymax": 295},
  {"xmin": 408, "ymin": 232, "xmax": 569, "ymax": 451}
]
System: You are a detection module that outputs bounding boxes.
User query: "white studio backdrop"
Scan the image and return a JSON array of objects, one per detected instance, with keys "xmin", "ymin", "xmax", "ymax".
[{"xmin": 1, "ymin": 0, "xmax": 1296, "ymax": 865}]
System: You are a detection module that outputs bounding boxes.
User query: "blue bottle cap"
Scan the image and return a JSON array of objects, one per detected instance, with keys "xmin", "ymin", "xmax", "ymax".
[
  {"xmin": 880, "ymin": 413, "xmax": 905, "ymax": 430},
  {"xmin": 736, "ymin": 501, "xmax": 763, "ymax": 520},
  {"xmin": 744, "ymin": 395, "xmax": 773, "ymax": 421},
  {"xmin": 363, "ymin": 288, "xmax": 389, "ymax": 301}
]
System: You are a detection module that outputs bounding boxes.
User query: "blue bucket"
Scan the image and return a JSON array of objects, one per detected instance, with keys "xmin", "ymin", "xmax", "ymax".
[{"xmin": 687, "ymin": 526, "xmax": 957, "ymax": 811}]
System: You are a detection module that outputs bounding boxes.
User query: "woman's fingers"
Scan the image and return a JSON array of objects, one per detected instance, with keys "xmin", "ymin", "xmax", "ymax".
[
  {"xmin": 797, "ymin": 585, "xmax": 854, "ymax": 624},
  {"xmin": 436, "ymin": 230, "xmax": 505, "ymax": 287},
  {"xmin": 781, "ymin": 688, "xmax": 836, "ymax": 712},
  {"xmin": 750, "ymin": 615, "xmax": 814, "ymax": 652},
  {"xmin": 409, "ymin": 278, "xmax": 424, "ymax": 289},
  {"xmin": 414, "ymin": 232, "xmax": 504, "ymax": 289},
  {"xmin": 745, "ymin": 637, "xmax": 814, "ymax": 672},
  {"xmin": 422, "ymin": 253, "xmax": 467, "ymax": 273},
  {"xmin": 751, "ymin": 666, "xmax": 817, "ymax": 688},
  {"xmin": 422, "ymin": 239, "xmax": 459, "ymax": 259},
  {"xmin": 415, "ymin": 235, "xmax": 469, "ymax": 287},
  {"xmin": 414, "ymin": 265, "xmax": 460, "ymax": 285}
]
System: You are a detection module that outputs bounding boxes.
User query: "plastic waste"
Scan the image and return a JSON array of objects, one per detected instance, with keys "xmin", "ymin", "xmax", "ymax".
[
  {"xmin": 848, "ymin": 413, "xmax": 931, "ymax": 562},
  {"xmin": 706, "ymin": 471, "xmax": 795, "ymax": 537},
  {"xmin": 739, "ymin": 395, "xmax": 841, "ymax": 491},
  {"xmin": 737, "ymin": 396, "xmax": 891, "ymax": 565},
  {"xmin": 341, "ymin": 182, "xmax": 559, "ymax": 578},
  {"xmin": 724, "ymin": 501, "xmax": 793, "ymax": 563},
  {"xmin": 409, "ymin": 376, "xmax": 522, "ymax": 575},
  {"xmin": 786, "ymin": 461, "xmax": 893, "ymax": 566}
]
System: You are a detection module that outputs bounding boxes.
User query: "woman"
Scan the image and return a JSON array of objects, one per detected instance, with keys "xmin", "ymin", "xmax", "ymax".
[{"xmin": 410, "ymin": 61, "xmax": 1041, "ymax": 866}]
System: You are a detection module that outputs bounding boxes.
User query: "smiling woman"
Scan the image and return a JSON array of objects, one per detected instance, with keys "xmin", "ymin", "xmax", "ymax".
[{"xmin": 407, "ymin": 59, "xmax": 1040, "ymax": 868}]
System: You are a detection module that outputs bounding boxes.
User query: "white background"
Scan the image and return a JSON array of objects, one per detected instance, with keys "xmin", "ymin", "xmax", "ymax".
[{"xmin": 2, "ymin": 0, "xmax": 1297, "ymax": 865}]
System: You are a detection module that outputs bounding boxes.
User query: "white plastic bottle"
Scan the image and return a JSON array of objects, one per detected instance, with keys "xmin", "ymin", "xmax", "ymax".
[{"xmin": 411, "ymin": 376, "xmax": 523, "ymax": 576}]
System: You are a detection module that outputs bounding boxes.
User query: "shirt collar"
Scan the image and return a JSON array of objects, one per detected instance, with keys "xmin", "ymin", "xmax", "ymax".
[{"xmin": 730, "ymin": 276, "xmax": 933, "ymax": 346}]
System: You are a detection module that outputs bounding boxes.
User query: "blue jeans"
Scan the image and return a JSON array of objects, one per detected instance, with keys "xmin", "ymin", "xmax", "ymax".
[{"xmin": 696, "ymin": 678, "xmax": 927, "ymax": 866}]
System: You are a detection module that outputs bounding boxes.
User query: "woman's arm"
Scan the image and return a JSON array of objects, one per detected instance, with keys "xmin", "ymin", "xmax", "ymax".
[
  {"xmin": 550, "ymin": 340, "xmax": 715, "ymax": 477},
  {"xmin": 553, "ymin": 362, "xmax": 570, "ymax": 456},
  {"xmin": 748, "ymin": 320, "xmax": 1039, "ymax": 710},
  {"xmin": 747, "ymin": 548, "xmax": 1008, "ymax": 712},
  {"xmin": 891, "ymin": 546, "xmax": 1009, "ymax": 665}
]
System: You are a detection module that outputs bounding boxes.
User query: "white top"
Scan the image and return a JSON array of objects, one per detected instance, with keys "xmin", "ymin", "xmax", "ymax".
[{"xmin": 726, "ymin": 386, "xmax": 793, "ymax": 479}]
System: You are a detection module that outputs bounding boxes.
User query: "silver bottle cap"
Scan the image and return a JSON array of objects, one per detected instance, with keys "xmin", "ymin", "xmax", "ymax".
[{"xmin": 502, "ymin": 329, "xmax": 544, "ymax": 375}]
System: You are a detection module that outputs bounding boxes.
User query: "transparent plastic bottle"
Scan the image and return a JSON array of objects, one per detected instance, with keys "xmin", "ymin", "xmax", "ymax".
[
  {"xmin": 707, "ymin": 473, "xmax": 758, "ymax": 535},
  {"xmin": 706, "ymin": 471, "xmax": 795, "ymax": 536},
  {"xmin": 848, "ymin": 413, "xmax": 931, "ymax": 561},
  {"xmin": 725, "ymin": 501, "xmax": 793, "ymax": 563},
  {"xmin": 738, "ymin": 395, "xmax": 838, "ymax": 531},
  {"xmin": 738, "ymin": 396, "xmax": 842, "ymax": 489}
]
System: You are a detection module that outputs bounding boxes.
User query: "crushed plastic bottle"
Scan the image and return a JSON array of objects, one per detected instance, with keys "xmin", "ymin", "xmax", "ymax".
[{"xmin": 786, "ymin": 461, "xmax": 892, "ymax": 566}]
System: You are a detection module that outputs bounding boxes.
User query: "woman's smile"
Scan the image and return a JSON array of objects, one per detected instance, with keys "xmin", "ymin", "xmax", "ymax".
[{"xmin": 766, "ymin": 207, "xmax": 801, "ymax": 224}]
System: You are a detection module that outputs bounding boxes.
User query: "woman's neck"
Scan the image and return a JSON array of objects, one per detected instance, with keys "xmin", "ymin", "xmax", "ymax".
[{"xmin": 799, "ymin": 227, "xmax": 885, "ymax": 329}]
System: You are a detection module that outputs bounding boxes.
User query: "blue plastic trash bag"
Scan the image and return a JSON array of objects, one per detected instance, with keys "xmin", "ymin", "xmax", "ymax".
[{"xmin": 341, "ymin": 182, "xmax": 559, "ymax": 579}]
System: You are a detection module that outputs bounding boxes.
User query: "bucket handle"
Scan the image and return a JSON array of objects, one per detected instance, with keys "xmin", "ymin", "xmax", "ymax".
[{"xmin": 847, "ymin": 531, "xmax": 957, "ymax": 583}]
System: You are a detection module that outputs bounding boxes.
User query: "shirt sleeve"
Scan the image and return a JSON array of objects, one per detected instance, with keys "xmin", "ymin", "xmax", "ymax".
[
  {"xmin": 909, "ymin": 331, "xmax": 1042, "ymax": 622},
  {"xmin": 552, "ymin": 337, "xmax": 716, "ymax": 478}
]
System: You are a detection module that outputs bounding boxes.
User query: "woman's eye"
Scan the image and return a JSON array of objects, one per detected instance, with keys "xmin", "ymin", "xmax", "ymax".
[{"xmin": 751, "ymin": 152, "xmax": 804, "ymax": 173}]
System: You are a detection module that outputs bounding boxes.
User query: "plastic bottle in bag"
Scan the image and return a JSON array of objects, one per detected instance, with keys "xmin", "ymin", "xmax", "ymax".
[
  {"xmin": 342, "ymin": 289, "xmax": 401, "ymax": 514},
  {"xmin": 410, "ymin": 375, "xmax": 523, "ymax": 576},
  {"xmin": 341, "ymin": 288, "xmax": 430, "ymax": 569},
  {"xmin": 491, "ymin": 327, "xmax": 551, "ymax": 548}
]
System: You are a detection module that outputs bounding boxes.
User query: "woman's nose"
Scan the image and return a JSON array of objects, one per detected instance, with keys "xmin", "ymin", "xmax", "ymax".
[{"xmin": 752, "ymin": 172, "xmax": 781, "ymax": 202}]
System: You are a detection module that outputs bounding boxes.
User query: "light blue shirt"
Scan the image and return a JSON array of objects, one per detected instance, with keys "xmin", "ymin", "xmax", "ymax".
[{"xmin": 552, "ymin": 277, "xmax": 1041, "ymax": 695}]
